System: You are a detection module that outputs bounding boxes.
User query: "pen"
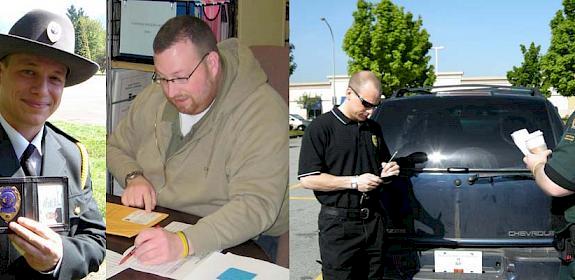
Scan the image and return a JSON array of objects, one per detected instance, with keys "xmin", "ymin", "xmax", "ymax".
[
  {"xmin": 118, "ymin": 225, "xmax": 162, "ymax": 265},
  {"xmin": 118, "ymin": 246, "xmax": 136, "ymax": 265},
  {"xmin": 380, "ymin": 150, "xmax": 398, "ymax": 177},
  {"xmin": 388, "ymin": 150, "xmax": 398, "ymax": 162}
]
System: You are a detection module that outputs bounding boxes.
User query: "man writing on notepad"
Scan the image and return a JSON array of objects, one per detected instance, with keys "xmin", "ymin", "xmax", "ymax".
[
  {"xmin": 107, "ymin": 16, "xmax": 288, "ymax": 265},
  {"xmin": 298, "ymin": 71, "xmax": 399, "ymax": 280}
]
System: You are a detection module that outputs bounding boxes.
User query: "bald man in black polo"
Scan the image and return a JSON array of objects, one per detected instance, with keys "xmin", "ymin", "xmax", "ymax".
[{"xmin": 298, "ymin": 71, "xmax": 399, "ymax": 280}]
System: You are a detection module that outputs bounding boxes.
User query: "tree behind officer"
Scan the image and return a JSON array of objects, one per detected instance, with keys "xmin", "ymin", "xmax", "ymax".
[{"xmin": 298, "ymin": 71, "xmax": 400, "ymax": 279}]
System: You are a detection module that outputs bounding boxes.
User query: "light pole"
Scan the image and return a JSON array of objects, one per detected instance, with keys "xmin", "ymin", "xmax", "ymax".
[
  {"xmin": 432, "ymin": 46, "xmax": 444, "ymax": 73},
  {"xmin": 320, "ymin": 17, "xmax": 337, "ymax": 106}
]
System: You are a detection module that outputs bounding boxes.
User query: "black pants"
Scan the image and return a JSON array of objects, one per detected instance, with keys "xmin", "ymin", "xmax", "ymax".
[{"xmin": 318, "ymin": 205, "xmax": 388, "ymax": 280}]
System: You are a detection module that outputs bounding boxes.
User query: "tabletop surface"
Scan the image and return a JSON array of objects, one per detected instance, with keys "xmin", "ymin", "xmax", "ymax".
[{"xmin": 106, "ymin": 194, "xmax": 270, "ymax": 279}]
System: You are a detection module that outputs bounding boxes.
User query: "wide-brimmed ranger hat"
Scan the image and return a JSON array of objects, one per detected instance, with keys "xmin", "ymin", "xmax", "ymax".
[{"xmin": 0, "ymin": 9, "xmax": 99, "ymax": 87}]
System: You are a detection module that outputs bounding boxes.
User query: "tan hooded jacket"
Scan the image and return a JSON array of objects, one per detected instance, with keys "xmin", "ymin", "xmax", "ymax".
[{"xmin": 107, "ymin": 39, "xmax": 288, "ymax": 255}]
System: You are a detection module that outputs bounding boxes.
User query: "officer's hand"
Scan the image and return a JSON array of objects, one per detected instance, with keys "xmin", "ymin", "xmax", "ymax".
[
  {"xmin": 134, "ymin": 227, "xmax": 190, "ymax": 264},
  {"xmin": 122, "ymin": 175, "xmax": 157, "ymax": 212},
  {"xmin": 357, "ymin": 173, "xmax": 382, "ymax": 192},
  {"xmin": 380, "ymin": 161, "xmax": 400, "ymax": 178},
  {"xmin": 8, "ymin": 217, "xmax": 63, "ymax": 273},
  {"xmin": 523, "ymin": 149, "xmax": 552, "ymax": 174}
]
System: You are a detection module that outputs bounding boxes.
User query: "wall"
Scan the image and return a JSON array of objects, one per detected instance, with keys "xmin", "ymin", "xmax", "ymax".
[{"xmin": 238, "ymin": 0, "xmax": 287, "ymax": 46}]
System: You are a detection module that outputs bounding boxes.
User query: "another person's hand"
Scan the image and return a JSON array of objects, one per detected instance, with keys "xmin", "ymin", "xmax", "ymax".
[
  {"xmin": 523, "ymin": 149, "xmax": 552, "ymax": 174},
  {"xmin": 134, "ymin": 227, "xmax": 188, "ymax": 264},
  {"xmin": 8, "ymin": 217, "xmax": 63, "ymax": 273},
  {"xmin": 357, "ymin": 173, "xmax": 382, "ymax": 192},
  {"xmin": 122, "ymin": 175, "xmax": 157, "ymax": 212},
  {"xmin": 380, "ymin": 161, "xmax": 400, "ymax": 178}
]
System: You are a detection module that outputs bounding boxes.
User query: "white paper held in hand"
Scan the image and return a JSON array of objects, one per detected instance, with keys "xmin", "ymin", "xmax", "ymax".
[
  {"xmin": 510, "ymin": 129, "xmax": 530, "ymax": 155},
  {"xmin": 511, "ymin": 129, "xmax": 549, "ymax": 155},
  {"xmin": 526, "ymin": 130, "xmax": 548, "ymax": 154}
]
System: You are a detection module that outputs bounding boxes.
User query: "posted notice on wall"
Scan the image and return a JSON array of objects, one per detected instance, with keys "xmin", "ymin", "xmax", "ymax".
[{"xmin": 120, "ymin": 0, "xmax": 177, "ymax": 57}]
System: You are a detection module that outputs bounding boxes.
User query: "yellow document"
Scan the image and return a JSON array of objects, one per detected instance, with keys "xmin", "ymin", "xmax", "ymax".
[{"xmin": 106, "ymin": 202, "xmax": 169, "ymax": 237}]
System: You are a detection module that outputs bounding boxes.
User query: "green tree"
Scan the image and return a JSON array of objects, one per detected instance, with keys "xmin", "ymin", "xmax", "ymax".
[
  {"xmin": 81, "ymin": 17, "xmax": 106, "ymax": 70},
  {"xmin": 507, "ymin": 42, "xmax": 544, "ymax": 90},
  {"xmin": 296, "ymin": 93, "xmax": 322, "ymax": 118},
  {"xmin": 67, "ymin": 5, "xmax": 106, "ymax": 71},
  {"xmin": 76, "ymin": 18, "xmax": 92, "ymax": 60},
  {"xmin": 296, "ymin": 93, "xmax": 321, "ymax": 110},
  {"xmin": 66, "ymin": 5, "xmax": 86, "ymax": 54},
  {"xmin": 289, "ymin": 43, "xmax": 297, "ymax": 76},
  {"xmin": 343, "ymin": 0, "xmax": 435, "ymax": 97},
  {"xmin": 66, "ymin": 5, "xmax": 85, "ymax": 25},
  {"xmin": 541, "ymin": 0, "xmax": 575, "ymax": 96}
]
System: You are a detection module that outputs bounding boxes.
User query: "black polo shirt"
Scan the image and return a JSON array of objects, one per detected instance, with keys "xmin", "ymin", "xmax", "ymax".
[{"xmin": 298, "ymin": 107, "xmax": 391, "ymax": 208}]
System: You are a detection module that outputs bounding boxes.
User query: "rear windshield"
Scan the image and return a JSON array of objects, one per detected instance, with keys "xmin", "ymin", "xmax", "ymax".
[{"xmin": 375, "ymin": 96, "xmax": 558, "ymax": 169}]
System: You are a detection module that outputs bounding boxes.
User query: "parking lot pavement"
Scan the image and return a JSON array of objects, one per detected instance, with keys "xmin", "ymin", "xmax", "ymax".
[
  {"xmin": 49, "ymin": 74, "xmax": 106, "ymax": 126},
  {"xmin": 290, "ymin": 137, "xmax": 322, "ymax": 280}
]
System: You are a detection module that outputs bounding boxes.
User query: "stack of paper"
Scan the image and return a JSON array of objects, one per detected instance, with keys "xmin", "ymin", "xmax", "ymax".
[
  {"xmin": 106, "ymin": 221, "xmax": 289, "ymax": 279},
  {"xmin": 510, "ymin": 128, "xmax": 548, "ymax": 155},
  {"xmin": 184, "ymin": 251, "xmax": 289, "ymax": 280}
]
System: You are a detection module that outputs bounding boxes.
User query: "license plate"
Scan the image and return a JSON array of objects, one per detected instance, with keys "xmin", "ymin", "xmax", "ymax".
[{"xmin": 434, "ymin": 250, "xmax": 482, "ymax": 274}]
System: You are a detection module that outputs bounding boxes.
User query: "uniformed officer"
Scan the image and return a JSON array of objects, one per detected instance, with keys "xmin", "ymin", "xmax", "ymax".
[
  {"xmin": 0, "ymin": 10, "xmax": 105, "ymax": 279},
  {"xmin": 298, "ymin": 71, "xmax": 400, "ymax": 280},
  {"xmin": 524, "ymin": 111, "xmax": 575, "ymax": 280}
]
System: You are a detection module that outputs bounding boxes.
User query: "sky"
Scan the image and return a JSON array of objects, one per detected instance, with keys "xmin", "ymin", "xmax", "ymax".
[
  {"xmin": 0, "ymin": 0, "xmax": 105, "ymax": 33},
  {"xmin": 291, "ymin": 0, "xmax": 564, "ymax": 83}
]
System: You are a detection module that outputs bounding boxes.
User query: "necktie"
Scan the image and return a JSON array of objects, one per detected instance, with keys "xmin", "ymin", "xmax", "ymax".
[{"xmin": 20, "ymin": 144, "xmax": 37, "ymax": 176}]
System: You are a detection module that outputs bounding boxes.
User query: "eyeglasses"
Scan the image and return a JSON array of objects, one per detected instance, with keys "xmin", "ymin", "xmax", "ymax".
[
  {"xmin": 349, "ymin": 86, "xmax": 380, "ymax": 109},
  {"xmin": 152, "ymin": 52, "xmax": 209, "ymax": 85}
]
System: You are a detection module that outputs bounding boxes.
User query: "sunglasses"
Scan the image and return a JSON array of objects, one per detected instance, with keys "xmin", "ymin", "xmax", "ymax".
[{"xmin": 349, "ymin": 86, "xmax": 380, "ymax": 109}]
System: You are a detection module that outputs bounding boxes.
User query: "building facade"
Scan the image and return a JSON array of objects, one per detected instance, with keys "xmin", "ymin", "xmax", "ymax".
[{"xmin": 289, "ymin": 72, "xmax": 575, "ymax": 119}]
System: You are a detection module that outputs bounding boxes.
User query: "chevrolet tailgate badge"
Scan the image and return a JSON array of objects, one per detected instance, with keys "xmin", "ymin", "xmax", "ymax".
[{"xmin": 0, "ymin": 186, "xmax": 21, "ymax": 223}]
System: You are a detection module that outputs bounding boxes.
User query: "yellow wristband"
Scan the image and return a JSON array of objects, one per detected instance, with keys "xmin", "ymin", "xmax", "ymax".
[{"xmin": 176, "ymin": 231, "xmax": 189, "ymax": 258}]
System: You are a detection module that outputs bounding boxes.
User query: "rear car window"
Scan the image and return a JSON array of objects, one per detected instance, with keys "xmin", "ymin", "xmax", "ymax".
[{"xmin": 375, "ymin": 96, "xmax": 558, "ymax": 169}]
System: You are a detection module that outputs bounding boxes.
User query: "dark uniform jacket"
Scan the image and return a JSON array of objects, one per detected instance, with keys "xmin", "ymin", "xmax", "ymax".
[{"xmin": 0, "ymin": 123, "xmax": 105, "ymax": 279}]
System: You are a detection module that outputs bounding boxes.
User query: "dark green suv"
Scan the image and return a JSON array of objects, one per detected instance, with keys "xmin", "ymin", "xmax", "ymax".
[{"xmin": 372, "ymin": 85, "xmax": 573, "ymax": 279}]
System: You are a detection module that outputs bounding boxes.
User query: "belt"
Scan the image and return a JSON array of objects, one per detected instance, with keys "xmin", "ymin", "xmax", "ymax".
[{"xmin": 321, "ymin": 205, "xmax": 379, "ymax": 220}]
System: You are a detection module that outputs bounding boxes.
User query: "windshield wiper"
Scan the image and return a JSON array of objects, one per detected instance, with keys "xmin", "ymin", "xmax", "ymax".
[{"xmin": 467, "ymin": 172, "xmax": 534, "ymax": 185}]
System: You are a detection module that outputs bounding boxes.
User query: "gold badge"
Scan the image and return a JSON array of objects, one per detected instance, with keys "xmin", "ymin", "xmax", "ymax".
[
  {"xmin": 372, "ymin": 135, "xmax": 378, "ymax": 148},
  {"xmin": 565, "ymin": 133, "xmax": 575, "ymax": 142},
  {"xmin": 0, "ymin": 186, "xmax": 21, "ymax": 223}
]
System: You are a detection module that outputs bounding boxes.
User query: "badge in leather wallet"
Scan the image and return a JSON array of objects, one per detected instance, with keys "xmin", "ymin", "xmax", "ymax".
[{"xmin": 0, "ymin": 177, "xmax": 69, "ymax": 233}]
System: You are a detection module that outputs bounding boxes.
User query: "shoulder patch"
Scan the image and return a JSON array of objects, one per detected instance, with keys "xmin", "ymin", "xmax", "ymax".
[
  {"xmin": 564, "ymin": 133, "xmax": 574, "ymax": 142},
  {"xmin": 46, "ymin": 122, "xmax": 89, "ymax": 189}
]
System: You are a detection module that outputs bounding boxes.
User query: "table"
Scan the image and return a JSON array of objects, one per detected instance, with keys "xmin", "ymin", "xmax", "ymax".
[{"xmin": 106, "ymin": 194, "xmax": 270, "ymax": 279}]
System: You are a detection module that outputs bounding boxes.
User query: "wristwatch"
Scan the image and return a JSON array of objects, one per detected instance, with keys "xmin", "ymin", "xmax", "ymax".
[
  {"xmin": 350, "ymin": 175, "xmax": 358, "ymax": 190},
  {"xmin": 125, "ymin": 170, "xmax": 144, "ymax": 186}
]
